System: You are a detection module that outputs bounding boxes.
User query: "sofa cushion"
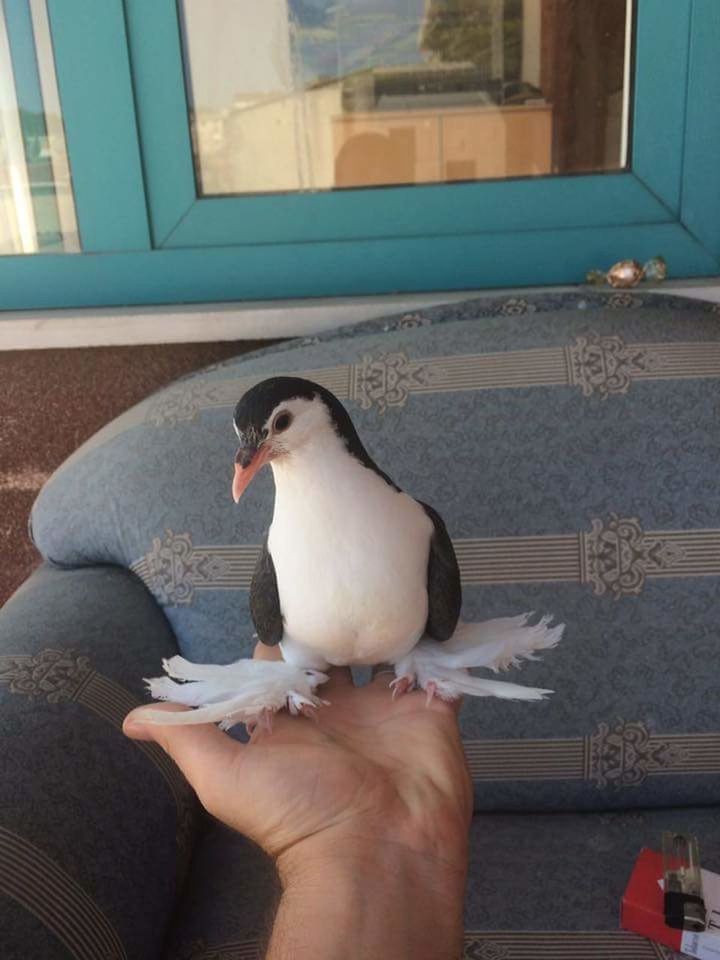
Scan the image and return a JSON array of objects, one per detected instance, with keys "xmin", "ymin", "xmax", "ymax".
[
  {"xmin": 0, "ymin": 563, "xmax": 196, "ymax": 960},
  {"xmin": 31, "ymin": 291, "xmax": 720, "ymax": 812},
  {"xmin": 163, "ymin": 805, "xmax": 720, "ymax": 959}
]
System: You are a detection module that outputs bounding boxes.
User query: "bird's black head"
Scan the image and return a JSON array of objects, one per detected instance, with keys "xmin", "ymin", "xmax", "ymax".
[{"xmin": 231, "ymin": 376, "xmax": 375, "ymax": 502}]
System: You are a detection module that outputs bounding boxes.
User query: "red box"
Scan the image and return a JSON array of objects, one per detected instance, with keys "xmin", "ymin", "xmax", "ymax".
[{"xmin": 622, "ymin": 848, "xmax": 720, "ymax": 959}]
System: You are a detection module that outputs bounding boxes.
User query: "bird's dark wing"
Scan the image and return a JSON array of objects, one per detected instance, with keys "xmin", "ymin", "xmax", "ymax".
[
  {"xmin": 418, "ymin": 501, "xmax": 462, "ymax": 642},
  {"xmin": 249, "ymin": 539, "xmax": 283, "ymax": 646}
]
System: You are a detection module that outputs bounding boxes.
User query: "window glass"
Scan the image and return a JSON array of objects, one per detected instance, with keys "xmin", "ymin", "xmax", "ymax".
[{"xmin": 179, "ymin": 0, "xmax": 633, "ymax": 196}]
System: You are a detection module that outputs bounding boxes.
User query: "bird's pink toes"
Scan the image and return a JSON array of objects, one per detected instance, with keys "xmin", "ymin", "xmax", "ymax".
[
  {"xmin": 299, "ymin": 703, "xmax": 319, "ymax": 722},
  {"xmin": 424, "ymin": 681, "xmax": 438, "ymax": 708},
  {"xmin": 260, "ymin": 709, "xmax": 274, "ymax": 733},
  {"xmin": 390, "ymin": 675, "xmax": 415, "ymax": 700},
  {"xmin": 247, "ymin": 709, "xmax": 274, "ymax": 737}
]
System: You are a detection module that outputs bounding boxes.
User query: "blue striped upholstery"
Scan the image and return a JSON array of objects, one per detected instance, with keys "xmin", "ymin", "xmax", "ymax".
[
  {"xmin": 4, "ymin": 291, "xmax": 720, "ymax": 958},
  {"xmin": 30, "ymin": 291, "xmax": 720, "ymax": 813}
]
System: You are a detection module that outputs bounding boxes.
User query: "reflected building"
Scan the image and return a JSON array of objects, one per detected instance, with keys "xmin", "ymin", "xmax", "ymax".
[{"xmin": 181, "ymin": 0, "xmax": 629, "ymax": 196}]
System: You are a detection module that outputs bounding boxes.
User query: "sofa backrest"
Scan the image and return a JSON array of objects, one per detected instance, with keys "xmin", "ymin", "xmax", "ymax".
[{"xmin": 31, "ymin": 291, "xmax": 720, "ymax": 812}]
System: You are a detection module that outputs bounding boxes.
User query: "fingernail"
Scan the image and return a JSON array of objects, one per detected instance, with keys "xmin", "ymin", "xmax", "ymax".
[{"xmin": 123, "ymin": 709, "xmax": 151, "ymax": 734}]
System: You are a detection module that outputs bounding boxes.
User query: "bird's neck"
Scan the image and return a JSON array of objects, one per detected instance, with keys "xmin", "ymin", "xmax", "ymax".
[{"xmin": 270, "ymin": 431, "xmax": 385, "ymax": 516}]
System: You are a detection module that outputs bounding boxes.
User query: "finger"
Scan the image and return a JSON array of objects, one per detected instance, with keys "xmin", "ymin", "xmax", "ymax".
[
  {"xmin": 320, "ymin": 665, "xmax": 353, "ymax": 696},
  {"xmin": 123, "ymin": 703, "xmax": 239, "ymax": 792},
  {"xmin": 253, "ymin": 640, "xmax": 283, "ymax": 661},
  {"xmin": 449, "ymin": 693, "xmax": 464, "ymax": 715},
  {"xmin": 371, "ymin": 663, "xmax": 395, "ymax": 686},
  {"xmin": 422, "ymin": 686, "xmax": 464, "ymax": 717}
]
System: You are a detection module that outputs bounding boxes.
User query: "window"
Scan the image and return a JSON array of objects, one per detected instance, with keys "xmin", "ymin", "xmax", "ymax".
[{"xmin": 1, "ymin": 0, "xmax": 718, "ymax": 310}]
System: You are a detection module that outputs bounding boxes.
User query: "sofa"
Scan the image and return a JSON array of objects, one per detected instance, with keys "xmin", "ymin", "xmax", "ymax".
[{"xmin": 2, "ymin": 290, "xmax": 719, "ymax": 959}]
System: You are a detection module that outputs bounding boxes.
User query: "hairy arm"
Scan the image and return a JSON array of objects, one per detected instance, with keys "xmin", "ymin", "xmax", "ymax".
[
  {"xmin": 268, "ymin": 831, "xmax": 467, "ymax": 960},
  {"xmin": 124, "ymin": 645, "xmax": 472, "ymax": 960}
]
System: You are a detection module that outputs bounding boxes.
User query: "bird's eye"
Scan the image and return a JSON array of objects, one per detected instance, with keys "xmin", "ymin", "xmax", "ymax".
[{"xmin": 273, "ymin": 411, "xmax": 292, "ymax": 433}]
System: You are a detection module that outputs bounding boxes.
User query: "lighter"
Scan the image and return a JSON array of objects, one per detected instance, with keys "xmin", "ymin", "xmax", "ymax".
[{"xmin": 662, "ymin": 831, "xmax": 707, "ymax": 932}]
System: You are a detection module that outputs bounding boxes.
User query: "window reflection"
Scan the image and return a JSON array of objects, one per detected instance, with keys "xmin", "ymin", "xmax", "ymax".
[
  {"xmin": 0, "ymin": 0, "xmax": 79, "ymax": 255},
  {"xmin": 180, "ymin": 0, "xmax": 632, "ymax": 196}
]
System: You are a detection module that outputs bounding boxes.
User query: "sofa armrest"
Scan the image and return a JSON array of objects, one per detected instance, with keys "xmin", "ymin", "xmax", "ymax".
[{"xmin": 0, "ymin": 563, "xmax": 197, "ymax": 960}]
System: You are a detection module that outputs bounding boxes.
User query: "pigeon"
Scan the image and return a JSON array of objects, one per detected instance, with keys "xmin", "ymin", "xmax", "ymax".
[{"xmin": 143, "ymin": 377, "xmax": 563, "ymax": 729}]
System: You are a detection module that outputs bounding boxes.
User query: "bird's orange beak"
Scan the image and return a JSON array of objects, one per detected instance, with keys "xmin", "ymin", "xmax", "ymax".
[{"xmin": 232, "ymin": 444, "xmax": 272, "ymax": 503}]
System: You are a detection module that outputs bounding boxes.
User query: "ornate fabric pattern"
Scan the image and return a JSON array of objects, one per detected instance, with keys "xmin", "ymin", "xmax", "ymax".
[
  {"xmin": 26, "ymin": 292, "xmax": 720, "ymax": 814},
  {"xmin": 0, "ymin": 648, "xmax": 195, "ymax": 857},
  {"xmin": 100, "ymin": 335, "xmax": 720, "ymax": 432},
  {"xmin": 131, "ymin": 531, "xmax": 256, "ymax": 606},
  {"xmin": 130, "ymin": 516, "xmax": 720, "ymax": 603},
  {"xmin": 6, "ymin": 294, "xmax": 720, "ymax": 958},
  {"xmin": 464, "ymin": 719, "xmax": 720, "ymax": 788},
  {"xmin": 587, "ymin": 721, "xmax": 695, "ymax": 788},
  {"xmin": 579, "ymin": 515, "xmax": 714, "ymax": 597},
  {"xmin": 0, "ymin": 648, "xmax": 93, "ymax": 702},
  {"xmin": 353, "ymin": 350, "xmax": 433, "ymax": 412}
]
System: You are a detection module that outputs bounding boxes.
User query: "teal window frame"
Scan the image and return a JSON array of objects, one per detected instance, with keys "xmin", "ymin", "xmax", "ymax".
[
  {"xmin": 4, "ymin": 0, "xmax": 63, "ymax": 249},
  {"xmin": 1, "ymin": 0, "xmax": 718, "ymax": 310}
]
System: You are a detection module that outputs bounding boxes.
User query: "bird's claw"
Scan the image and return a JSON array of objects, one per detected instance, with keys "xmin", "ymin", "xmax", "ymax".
[
  {"xmin": 390, "ymin": 675, "xmax": 415, "ymax": 700},
  {"xmin": 246, "ymin": 708, "xmax": 274, "ymax": 737},
  {"xmin": 424, "ymin": 681, "xmax": 438, "ymax": 708},
  {"xmin": 299, "ymin": 703, "xmax": 319, "ymax": 722}
]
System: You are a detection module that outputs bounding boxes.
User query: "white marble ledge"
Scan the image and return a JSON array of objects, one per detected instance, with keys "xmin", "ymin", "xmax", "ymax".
[{"xmin": 1, "ymin": 279, "xmax": 718, "ymax": 351}]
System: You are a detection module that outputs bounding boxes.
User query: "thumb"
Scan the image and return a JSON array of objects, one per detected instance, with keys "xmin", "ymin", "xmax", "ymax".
[{"xmin": 123, "ymin": 704, "xmax": 240, "ymax": 798}]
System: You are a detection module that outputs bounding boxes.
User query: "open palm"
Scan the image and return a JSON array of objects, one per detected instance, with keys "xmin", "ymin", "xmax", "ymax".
[{"xmin": 123, "ymin": 642, "xmax": 473, "ymax": 866}]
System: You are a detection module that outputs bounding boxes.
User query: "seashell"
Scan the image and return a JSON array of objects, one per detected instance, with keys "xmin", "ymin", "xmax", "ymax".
[{"xmin": 606, "ymin": 259, "xmax": 644, "ymax": 288}]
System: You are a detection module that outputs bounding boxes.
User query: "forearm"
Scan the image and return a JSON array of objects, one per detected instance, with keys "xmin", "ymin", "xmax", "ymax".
[{"xmin": 267, "ymin": 835, "xmax": 467, "ymax": 960}]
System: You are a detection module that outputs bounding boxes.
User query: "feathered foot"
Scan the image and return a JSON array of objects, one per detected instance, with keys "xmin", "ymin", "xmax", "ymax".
[
  {"xmin": 389, "ymin": 675, "xmax": 415, "ymax": 700},
  {"xmin": 245, "ymin": 709, "xmax": 274, "ymax": 737},
  {"xmin": 393, "ymin": 613, "xmax": 563, "ymax": 704},
  {"xmin": 142, "ymin": 655, "xmax": 329, "ymax": 731}
]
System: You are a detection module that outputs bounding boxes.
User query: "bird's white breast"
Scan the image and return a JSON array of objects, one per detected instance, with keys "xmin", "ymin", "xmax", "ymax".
[{"xmin": 267, "ymin": 436, "xmax": 433, "ymax": 667}]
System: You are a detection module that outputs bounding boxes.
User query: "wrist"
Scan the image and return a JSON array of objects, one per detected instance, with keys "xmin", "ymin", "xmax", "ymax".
[
  {"xmin": 271, "ymin": 823, "xmax": 468, "ymax": 960},
  {"xmin": 278, "ymin": 820, "xmax": 469, "ymax": 891}
]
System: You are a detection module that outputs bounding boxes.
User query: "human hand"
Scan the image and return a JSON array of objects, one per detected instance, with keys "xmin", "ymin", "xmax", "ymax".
[{"xmin": 123, "ymin": 643, "xmax": 473, "ymax": 959}]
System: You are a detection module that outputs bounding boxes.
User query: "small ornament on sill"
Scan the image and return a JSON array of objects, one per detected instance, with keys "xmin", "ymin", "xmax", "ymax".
[
  {"xmin": 607, "ymin": 259, "xmax": 645, "ymax": 288},
  {"xmin": 643, "ymin": 255, "xmax": 668, "ymax": 282},
  {"xmin": 585, "ymin": 255, "xmax": 668, "ymax": 288}
]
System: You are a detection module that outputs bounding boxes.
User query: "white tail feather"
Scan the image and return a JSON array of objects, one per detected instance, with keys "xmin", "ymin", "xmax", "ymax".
[
  {"xmin": 143, "ymin": 659, "xmax": 329, "ymax": 727},
  {"xmin": 138, "ymin": 697, "xmax": 255, "ymax": 726},
  {"xmin": 144, "ymin": 613, "xmax": 563, "ymax": 718},
  {"xmin": 393, "ymin": 614, "xmax": 564, "ymax": 702},
  {"xmin": 432, "ymin": 614, "xmax": 563, "ymax": 672},
  {"xmin": 430, "ymin": 665, "xmax": 552, "ymax": 701},
  {"xmin": 145, "ymin": 676, "xmax": 216, "ymax": 707},
  {"xmin": 139, "ymin": 692, "xmax": 329, "ymax": 729}
]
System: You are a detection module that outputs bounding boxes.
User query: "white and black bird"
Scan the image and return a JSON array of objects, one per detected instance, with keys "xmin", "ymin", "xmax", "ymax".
[{"xmin": 145, "ymin": 377, "xmax": 563, "ymax": 729}]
